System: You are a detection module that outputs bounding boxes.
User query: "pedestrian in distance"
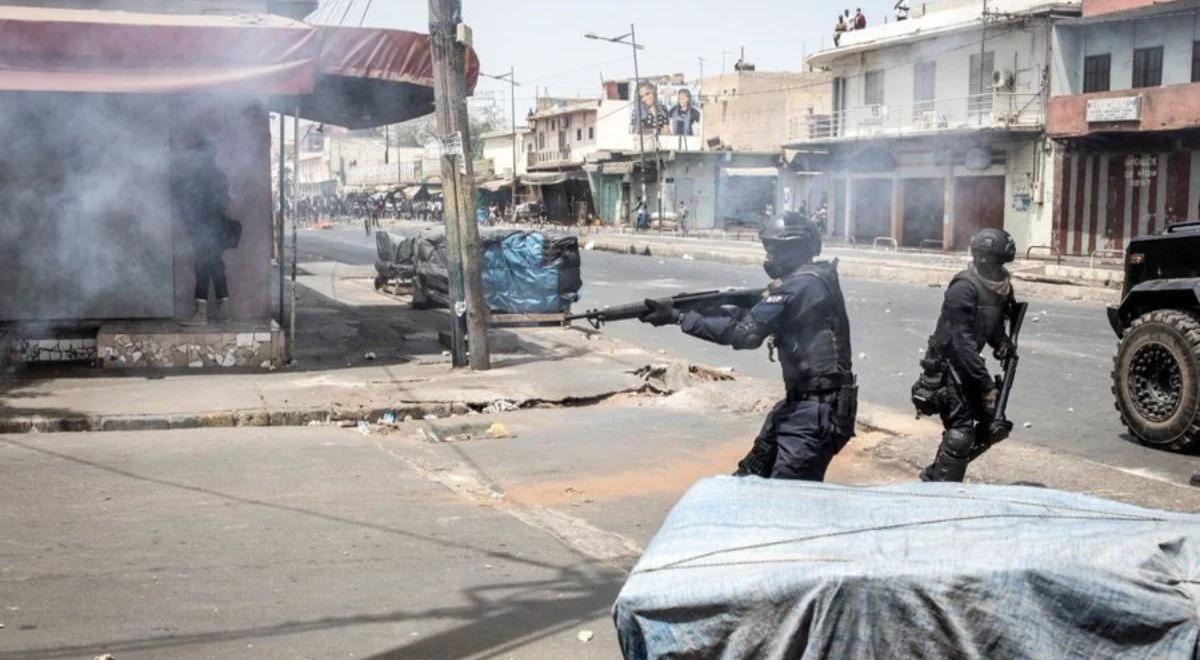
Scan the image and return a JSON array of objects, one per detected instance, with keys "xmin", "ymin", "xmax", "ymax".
[
  {"xmin": 172, "ymin": 134, "xmax": 239, "ymax": 325},
  {"xmin": 853, "ymin": 7, "xmax": 867, "ymax": 29},
  {"xmin": 895, "ymin": 0, "xmax": 910, "ymax": 20},
  {"xmin": 677, "ymin": 201, "xmax": 689, "ymax": 236},
  {"xmin": 911, "ymin": 228, "xmax": 1020, "ymax": 482},
  {"xmin": 638, "ymin": 221, "xmax": 858, "ymax": 481}
]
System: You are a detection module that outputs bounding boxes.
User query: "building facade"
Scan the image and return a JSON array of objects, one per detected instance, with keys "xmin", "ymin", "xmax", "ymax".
[
  {"xmin": 702, "ymin": 70, "xmax": 832, "ymax": 152},
  {"xmin": 791, "ymin": 0, "xmax": 1081, "ymax": 251},
  {"xmin": 479, "ymin": 128, "xmax": 529, "ymax": 178},
  {"xmin": 1047, "ymin": 0, "xmax": 1200, "ymax": 255},
  {"xmin": 525, "ymin": 100, "xmax": 599, "ymax": 221}
]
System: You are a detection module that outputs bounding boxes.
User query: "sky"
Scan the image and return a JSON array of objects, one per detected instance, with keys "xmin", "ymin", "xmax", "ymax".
[{"xmin": 310, "ymin": 0, "xmax": 901, "ymax": 123}]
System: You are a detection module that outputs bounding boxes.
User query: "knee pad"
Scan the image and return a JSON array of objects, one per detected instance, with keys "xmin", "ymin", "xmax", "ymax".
[{"xmin": 942, "ymin": 427, "xmax": 975, "ymax": 458}]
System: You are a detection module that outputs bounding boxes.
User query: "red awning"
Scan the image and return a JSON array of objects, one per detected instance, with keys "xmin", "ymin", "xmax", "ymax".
[
  {"xmin": 0, "ymin": 8, "xmax": 480, "ymax": 128},
  {"xmin": 0, "ymin": 6, "xmax": 319, "ymax": 95},
  {"xmin": 290, "ymin": 25, "xmax": 479, "ymax": 129}
]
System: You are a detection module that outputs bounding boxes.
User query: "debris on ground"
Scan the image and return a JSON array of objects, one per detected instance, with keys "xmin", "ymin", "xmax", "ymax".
[
  {"xmin": 584, "ymin": 240, "xmax": 595, "ymax": 250},
  {"xmin": 483, "ymin": 399, "xmax": 520, "ymax": 414},
  {"xmin": 577, "ymin": 630, "xmax": 594, "ymax": 643},
  {"xmin": 356, "ymin": 420, "xmax": 371, "ymax": 435},
  {"xmin": 381, "ymin": 412, "xmax": 397, "ymax": 425},
  {"xmin": 484, "ymin": 422, "xmax": 513, "ymax": 439},
  {"xmin": 682, "ymin": 254, "xmax": 695, "ymax": 260},
  {"xmin": 364, "ymin": 352, "xmax": 377, "ymax": 360}
]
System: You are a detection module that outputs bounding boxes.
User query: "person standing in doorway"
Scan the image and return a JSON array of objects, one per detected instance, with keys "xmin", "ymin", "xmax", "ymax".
[
  {"xmin": 173, "ymin": 134, "xmax": 237, "ymax": 325},
  {"xmin": 677, "ymin": 201, "xmax": 690, "ymax": 236}
]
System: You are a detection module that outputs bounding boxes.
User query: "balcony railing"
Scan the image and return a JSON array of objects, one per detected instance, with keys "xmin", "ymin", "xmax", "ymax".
[
  {"xmin": 789, "ymin": 93, "xmax": 1044, "ymax": 143},
  {"xmin": 527, "ymin": 148, "xmax": 575, "ymax": 168}
]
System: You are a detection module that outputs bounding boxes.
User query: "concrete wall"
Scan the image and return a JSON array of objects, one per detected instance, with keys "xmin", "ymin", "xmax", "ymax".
[
  {"xmin": 701, "ymin": 71, "xmax": 831, "ymax": 152},
  {"xmin": 1082, "ymin": 0, "xmax": 1156, "ymax": 17},
  {"xmin": 481, "ymin": 131, "xmax": 528, "ymax": 177}
]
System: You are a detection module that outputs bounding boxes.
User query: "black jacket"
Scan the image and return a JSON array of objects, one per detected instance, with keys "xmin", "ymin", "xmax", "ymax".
[
  {"xmin": 679, "ymin": 261, "xmax": 854, "ymax": 393},
  {"xmin": 171, "ymin": 153, "xmax": 231, "ymax": 250},
  {"xmin": 929, "ymin": 267, "xmax": 1015, "ymax": 390}
]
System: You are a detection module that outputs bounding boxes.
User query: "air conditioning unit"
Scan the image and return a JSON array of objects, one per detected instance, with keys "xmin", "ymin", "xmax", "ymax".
[{"xmin": 993, "ymin": 70, "xmax": 1015, "ymax": 92}]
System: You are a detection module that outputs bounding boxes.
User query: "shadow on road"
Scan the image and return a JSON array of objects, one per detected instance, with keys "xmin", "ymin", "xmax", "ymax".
[{"xmin": 0, "ymin": 436, "xmax": 627, "ymax": 660}]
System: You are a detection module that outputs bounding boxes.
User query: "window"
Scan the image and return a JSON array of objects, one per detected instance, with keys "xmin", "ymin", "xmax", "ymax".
[
  {"xmin": 588, "ymin": 126, "xmax": 594, "ymax": 140},
  {"xmin": 564, "ymin": 115, "xmax": 571, "ymax": 128},
  {"xmin": 1192, "ymin": 42, "xmax": 1200, "ymax": 82},
  {"xmin": 863, "ymin": 69, "xmax": 884, "ymax": 106},
  {"xmin": 551, "ymin": 119, "xmax": 557, "ymax": 130},
  {"xmin": 1132, "ymin": 46, "xmax": 1163, "ymax": 88},
  {"xmin": 912, "ymin": 60, "xmax": 936, "ymax": 120},
  {"xmin": 968, "ymin": 50, "xmax": 995, "ymax": 114},
  {"xmin": 1083, "ymin": 54, "xmax": 1111, "ymax": 93},
  {"xmin": 576, "ymin": 128, "xmax": 582, "ymax": 141}
]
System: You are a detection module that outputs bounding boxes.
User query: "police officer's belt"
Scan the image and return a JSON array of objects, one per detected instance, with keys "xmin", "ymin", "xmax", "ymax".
[{"xmin": 787, "ymin": 374, "xmax": 853, "ymax": 400}]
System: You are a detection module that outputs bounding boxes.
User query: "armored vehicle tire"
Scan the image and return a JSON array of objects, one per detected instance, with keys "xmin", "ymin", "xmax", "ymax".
[{"xmin": 1112, "ymin": 310, "xmax": 1200, "ymax": 452}]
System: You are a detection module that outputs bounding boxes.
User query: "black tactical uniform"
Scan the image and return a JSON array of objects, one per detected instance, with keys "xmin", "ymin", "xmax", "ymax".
[
  {"xmin": 641, "ymin": 221, "xmax": 857, "ymax": 481},
  {"xmin": 913, "ymin": 229, "xmax": 1018, "ymax": 482}
]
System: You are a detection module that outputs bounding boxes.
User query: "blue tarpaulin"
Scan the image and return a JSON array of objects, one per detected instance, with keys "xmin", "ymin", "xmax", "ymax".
[
  {"xmin": 376, "ymin": 229, "xmax": 581, "ymax": 314},
  {"xmin": 614, "ymin": 477, "xmax": 1200, "ymax": 659},
  {"xmin": 482, "ymin": 231, "xmax": 577, "ymax": 314}
]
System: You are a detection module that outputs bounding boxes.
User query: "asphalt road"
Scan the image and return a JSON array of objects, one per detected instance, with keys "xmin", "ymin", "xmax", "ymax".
[{"xmin": 298, "ymin": 224, "xmax": 1200, "ymax": 486}]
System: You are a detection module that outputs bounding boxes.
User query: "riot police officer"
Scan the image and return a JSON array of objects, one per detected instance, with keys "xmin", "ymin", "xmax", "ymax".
[
  {"xmin": 912, "ymin": 228, "xmax": 1019, "ymax": 482},
  {"xmin": 639, "ymin": 219, "xmax": 857, "ymax": 481}
]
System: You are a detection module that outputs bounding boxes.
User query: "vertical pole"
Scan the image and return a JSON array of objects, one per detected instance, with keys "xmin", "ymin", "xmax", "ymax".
[
  {"xmin": 631, "ymin": 24, "xmax": 648, "ymax": 214},
  {"xmin": 510, "ymin": 65, "xmax": 518, "ymax": 220},
  {"xmin": 429, "ymin": 0, "xmax": 490, "ymax": 369},
  {"xmin": 277, "ymin": 111, "xmax": 286, "ymax": 327},
  {"xmin": 978, "ymin": 0, "xmax": 988, "ymax": 127},
  {"xmin": 288, "ymin": 108, "xmax": 300, "ymax": 363}
]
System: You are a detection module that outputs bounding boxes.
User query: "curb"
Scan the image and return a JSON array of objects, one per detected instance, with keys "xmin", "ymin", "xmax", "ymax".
[
  {"xmin": 587, "ymin": 237, "xmax": 1120, "ymax": 305},
  {"xmin": 0, "ymin": 402, "xmax": 476, "ymax": 435}
]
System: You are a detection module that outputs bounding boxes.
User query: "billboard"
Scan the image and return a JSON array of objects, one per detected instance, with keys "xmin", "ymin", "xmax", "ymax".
[{"xmin": 630, "ymin": 79, "xmax": 701, "ymax": 138}]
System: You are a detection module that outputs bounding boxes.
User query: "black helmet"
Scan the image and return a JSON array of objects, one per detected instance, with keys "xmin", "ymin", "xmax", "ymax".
[
  {"xmin": 761, "ymin": 218, "xmax": 822, "ymax": 257},
  {"xmin": 969, "ymin": 228, "xmax": 1015, "ymax": 264}
]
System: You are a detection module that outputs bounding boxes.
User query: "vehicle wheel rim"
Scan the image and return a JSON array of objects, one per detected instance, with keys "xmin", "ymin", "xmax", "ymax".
[{"xmin": 1130, "ymin": 342, "xmax": 1183, "ymax": 423}]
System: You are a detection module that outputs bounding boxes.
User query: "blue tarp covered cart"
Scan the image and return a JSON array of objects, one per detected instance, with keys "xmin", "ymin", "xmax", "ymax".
[
  {"xmin": 375, "ymin": 229, "xmax": 581, "ymax": 314},
  {"xmin": 614, "ymin": 477, "xmax": 1200, "ymax": 659}
]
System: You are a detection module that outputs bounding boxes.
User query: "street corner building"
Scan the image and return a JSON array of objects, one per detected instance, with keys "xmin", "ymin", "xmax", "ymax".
[
  {"xmin": 789, "ymin": 0, "xmax": 1082, "ymax": 254},
  {"xmin": 0, "ymin": 1, "xmax": 477, "ymax": 370},
  {"xmin": 1047, "ymin": 0, "xmax": 1200, "ymax": 256}
]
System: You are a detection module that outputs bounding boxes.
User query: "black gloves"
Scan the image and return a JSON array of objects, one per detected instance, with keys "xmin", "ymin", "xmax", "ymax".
[
  {"xmin": 639, "ymin": 298, "xmax": 681, "ymax": 327},
  {"xmin": 993, "ymin": 339, "xmax": 1015, "ymax": 361},
  {"xmin": 981, "ymin": 382, "xmax": 999, "ymax": 416}
]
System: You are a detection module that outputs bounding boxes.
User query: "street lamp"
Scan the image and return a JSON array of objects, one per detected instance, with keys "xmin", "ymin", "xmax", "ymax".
[
  {"xmin": 480, "ymin": 68, "xmax": 521, "ymax": 220},
  {"xmin": 586, "ymin": 25, "xmax": 656, "ymax": 227}
]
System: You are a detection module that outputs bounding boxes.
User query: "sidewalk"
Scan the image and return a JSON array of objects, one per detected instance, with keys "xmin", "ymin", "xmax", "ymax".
[{"xmin": 456, "ymin": 220, "xmax": 1123, "ymax": 305}]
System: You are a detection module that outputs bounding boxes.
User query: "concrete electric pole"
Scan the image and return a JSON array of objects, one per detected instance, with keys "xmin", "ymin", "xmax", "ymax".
[{"xmin": 429, "ymin": 0, "xmax": 490, "ymax": 370}]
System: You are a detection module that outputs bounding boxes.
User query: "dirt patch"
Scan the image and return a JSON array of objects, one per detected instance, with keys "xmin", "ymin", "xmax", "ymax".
[{"xmin": 504, "ymin": 430, "xmax": 911, "ymax": 507}]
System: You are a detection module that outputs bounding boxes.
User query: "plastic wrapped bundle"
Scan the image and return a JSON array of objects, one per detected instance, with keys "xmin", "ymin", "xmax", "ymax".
[
  {"xmin": 614, "ymin": 477, "xmax": 1200, "ymax": 660},
  {"xmin": 408, "ymin": 229, "xmax": 581, "ymax": 314}
]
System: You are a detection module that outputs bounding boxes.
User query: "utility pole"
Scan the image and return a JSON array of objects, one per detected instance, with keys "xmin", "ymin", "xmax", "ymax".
[
  {"xmin": 585, "ymin": 25, "xmax": 647, "ymax": 224},
  {"xmin": 978, "ymin": 0, "xmax": 988, "ymax": 127},
  {"xmin": 429, "ymin": 0, "xmax": 490, "ymax": 370}
]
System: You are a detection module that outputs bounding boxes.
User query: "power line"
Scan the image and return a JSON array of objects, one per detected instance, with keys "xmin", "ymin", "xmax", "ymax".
[
  {"xmin": 337, "ymin": 0, "xmax": 358, "ymax": 26},
  {"xmin": 357, "ymin": 0, "xmax": 374, "ymax": 27}
]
